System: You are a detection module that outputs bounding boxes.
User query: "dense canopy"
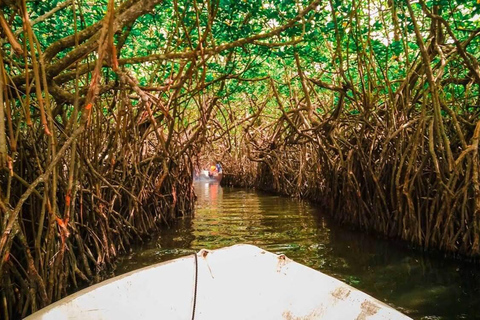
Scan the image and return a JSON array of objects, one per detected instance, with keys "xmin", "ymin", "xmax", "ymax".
[{"xmin": 0, "ymin": 0, "xmax": 479, "ymax": 318}]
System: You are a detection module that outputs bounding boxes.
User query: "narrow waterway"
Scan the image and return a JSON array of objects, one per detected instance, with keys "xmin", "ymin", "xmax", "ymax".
[{"xmin": 116, "ymin": 182, "xmax": 480, "ymax": 319}]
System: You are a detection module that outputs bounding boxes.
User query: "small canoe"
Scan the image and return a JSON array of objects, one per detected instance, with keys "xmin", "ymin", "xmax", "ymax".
[
  {"xmin": 194, "ymin": 170, "xmax": 222, "ymax": 183},
  {"xmin": 26, "ymin": 245, "xmax": 410, "ymax": 320}
]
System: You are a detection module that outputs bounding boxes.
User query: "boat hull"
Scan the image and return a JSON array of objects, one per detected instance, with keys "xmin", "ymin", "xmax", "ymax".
[{"xmin": 25, "ymin": 245, "xmax": 410, "ymax": 320}]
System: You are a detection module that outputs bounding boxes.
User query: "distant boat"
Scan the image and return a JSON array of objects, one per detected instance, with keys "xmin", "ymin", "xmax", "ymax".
[
  {"xmin": 194, "ymin": 169, "xmax": 222, "ymax": 183},
  {"xmin": 25, "ymin": 245, "xmax": 411, "ymax": 320}
]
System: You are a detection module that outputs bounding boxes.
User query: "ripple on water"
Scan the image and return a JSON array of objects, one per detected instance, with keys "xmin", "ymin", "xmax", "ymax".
[{"xmin": 114, "ymin": 183, "xmax": 480, "ymax": 320}]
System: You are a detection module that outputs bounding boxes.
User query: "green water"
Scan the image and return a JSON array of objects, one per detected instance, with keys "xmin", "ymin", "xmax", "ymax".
[{"xmin": 116, "ymin": 182, "xmax": 480, "ymax": 319}]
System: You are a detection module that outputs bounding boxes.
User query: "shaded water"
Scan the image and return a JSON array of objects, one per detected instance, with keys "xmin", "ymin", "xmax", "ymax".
[{"xmin": 116, "ymin": 182, "xmax": 480, "ymax": 319}]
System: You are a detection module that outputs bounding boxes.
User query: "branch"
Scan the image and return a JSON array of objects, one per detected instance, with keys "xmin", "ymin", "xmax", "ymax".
[
  {"xmin": 50, "ymin": 0, "xmax": 320, "ymax": 85},
  {"xmin": 11, "ymin": 0, "xmax": 164, "ymax": 87},
  {"xmin": 14, "ymin": 0, "xmax": 74, "ymax": 36},
  {"xmin": 0, "ymin": 126, "xmax": 85, "ymax": 275},
  {"xmin": 0, "ymin": 10, "xmax": 23, "ymax": 55},
  {"xmin": 308, "ymin": 78, "xmax": 346, "ymax": 92},
  {"xmin": 43, "ymin": 0, "xmax": 141, "ymax": 62}
]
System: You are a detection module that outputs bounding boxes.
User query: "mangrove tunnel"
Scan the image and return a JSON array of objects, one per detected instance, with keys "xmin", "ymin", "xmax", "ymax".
[{"xmin": 0, "ymin": 0, "xmax": 479, "ymax": 318}]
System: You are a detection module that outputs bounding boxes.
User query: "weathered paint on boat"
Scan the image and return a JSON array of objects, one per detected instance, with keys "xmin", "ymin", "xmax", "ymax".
[{"xmin": 25, "ymin": 245, "xmax": 411, "ymax": 320}]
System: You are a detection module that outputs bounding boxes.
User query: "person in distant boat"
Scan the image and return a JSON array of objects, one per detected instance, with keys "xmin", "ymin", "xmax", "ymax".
[
  {"xmin": 216, "ymin": 162, "xmax": 222, "ymax": 174},
  {"xmin": 209, "ymin": 162, "xmax": 218, "ymax": 177}
]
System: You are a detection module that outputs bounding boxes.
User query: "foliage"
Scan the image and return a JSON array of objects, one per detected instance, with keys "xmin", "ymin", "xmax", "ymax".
[{"xmin": 0, "ymin": 0, "xmax": 479, "ymax": 318}]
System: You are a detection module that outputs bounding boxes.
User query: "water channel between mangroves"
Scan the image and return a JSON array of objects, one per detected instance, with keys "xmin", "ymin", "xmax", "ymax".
[{"xmin": 115, "ymin": 182, "xmax": 480, "ymax": 320}]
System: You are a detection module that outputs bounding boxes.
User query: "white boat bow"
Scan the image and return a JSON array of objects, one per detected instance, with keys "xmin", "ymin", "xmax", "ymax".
[{"xmin": 26, "ymin": 244, "xmax": 411, "ymax": 319}]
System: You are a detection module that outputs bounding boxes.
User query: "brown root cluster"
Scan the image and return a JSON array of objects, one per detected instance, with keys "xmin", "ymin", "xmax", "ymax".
[
  {"xmin": 216, "ymin": 2, "xmax": 480, "ymax": 261},
  {"xmin": 0, "ymin": 0, "xmax": 480, "ymax": 318},
  {"xmin": 0, "ymin": 0, "xmax": 325, "ymax": 317}
]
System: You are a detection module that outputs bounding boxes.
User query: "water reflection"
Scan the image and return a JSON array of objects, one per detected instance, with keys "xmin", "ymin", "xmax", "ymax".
[{"xmin": 115, "ymin": 182, "xmax": 480, "ymax": 320}]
